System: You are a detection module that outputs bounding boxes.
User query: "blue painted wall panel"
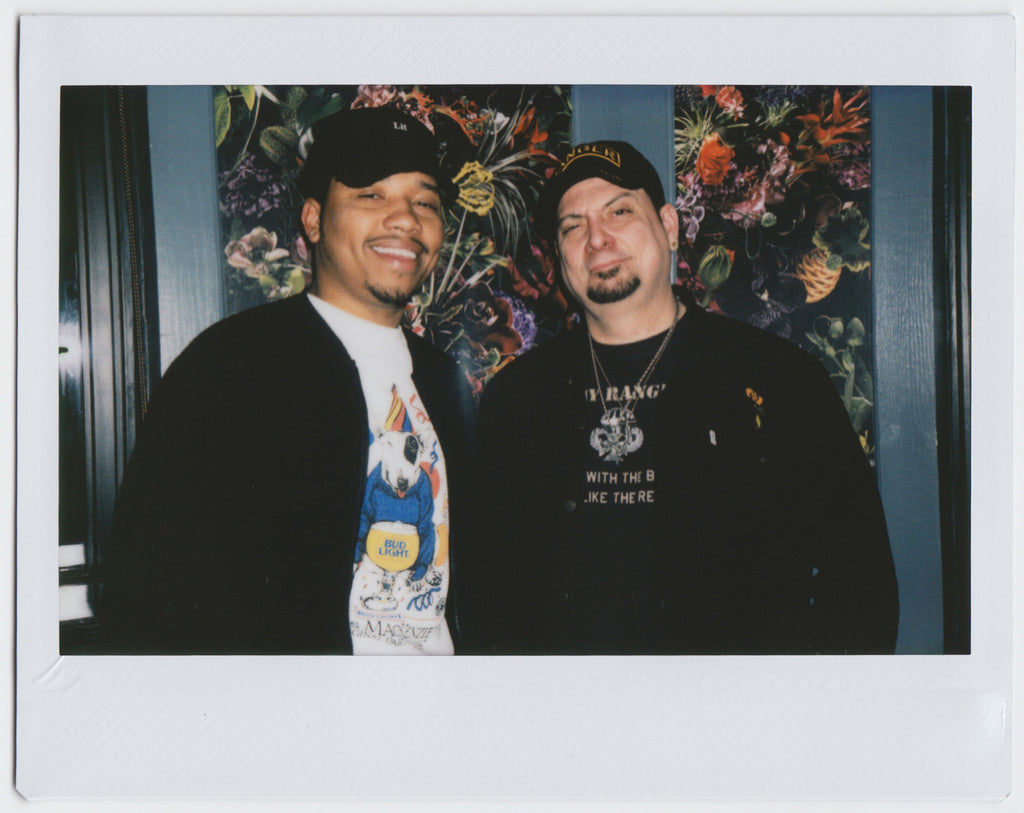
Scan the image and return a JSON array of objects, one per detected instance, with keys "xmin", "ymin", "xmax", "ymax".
[
  {"xmin": 571, "ymin": 85, "xmax": 676, "ymax": 208},
  {"xmin": 147, "ymin": 86, "xmax": 225, "ymax": 373},
  {"xmin": 871, "ymin": 87, "xmax": 944, "ymax": 653}
]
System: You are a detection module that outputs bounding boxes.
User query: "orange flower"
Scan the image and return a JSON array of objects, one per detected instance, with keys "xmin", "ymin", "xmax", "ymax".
[{"xmin": 695, "ymin": 133, "xmax": 734, "ymax": 185}]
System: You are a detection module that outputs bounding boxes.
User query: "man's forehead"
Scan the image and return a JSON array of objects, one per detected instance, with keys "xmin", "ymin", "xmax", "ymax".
[{"xmin": 557, "ymin": 180, "xmax": 643, "ymax": 216}]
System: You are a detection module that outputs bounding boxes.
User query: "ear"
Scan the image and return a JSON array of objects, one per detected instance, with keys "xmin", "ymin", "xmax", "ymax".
[
  {"xmin": 301, "ymin": 198, "xmax": 322, "ymax": 244},
  {"xmin": 659, "ymin": 203, "xmax": 680, "ymax": 247}
]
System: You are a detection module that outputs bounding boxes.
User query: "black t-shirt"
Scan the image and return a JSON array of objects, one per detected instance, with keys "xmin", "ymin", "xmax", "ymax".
[{"xmin": 566, "ymin": 323, "xmax": 687, "ymax": 652}]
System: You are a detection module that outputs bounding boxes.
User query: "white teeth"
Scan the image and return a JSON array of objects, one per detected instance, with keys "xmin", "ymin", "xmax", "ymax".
[{"xmin": 372, "ymin": 246, "xmax": 417, "ymax": 260}]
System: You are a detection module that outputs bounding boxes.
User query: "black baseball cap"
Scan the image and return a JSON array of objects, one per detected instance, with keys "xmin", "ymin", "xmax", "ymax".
[
  {"xmin": 297, "ymin": 107, "xmax": 442, "ymax": 202},
  {"xmin": 537, "ymin": 140, "xmax": 666, "ymax": 240}
]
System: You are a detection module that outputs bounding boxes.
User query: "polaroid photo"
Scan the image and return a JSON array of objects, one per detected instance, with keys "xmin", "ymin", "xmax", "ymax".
[{"xmin": 16, "ymin": 14, "xmax": 1015, "ymax": 801}]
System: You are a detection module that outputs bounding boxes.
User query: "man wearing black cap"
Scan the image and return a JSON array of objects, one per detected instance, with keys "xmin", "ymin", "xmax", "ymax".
[
  {"xmin": 462, "ymin": 140, "xmax": 899, "ymax": 655},
  {"xmin": 97, "ymin": 107, "xmax": 475, "ymax": 654}
]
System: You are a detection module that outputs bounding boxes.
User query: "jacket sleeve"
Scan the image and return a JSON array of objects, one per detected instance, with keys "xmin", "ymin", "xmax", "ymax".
[
  {"xmin": 788, "ymin": 352, "xmax": 900, "ymax": 654},
  {"xmin": 94, "ymin": 364, "xmax": 191, "ymax": 652},
  {"xmin": 94, "ymin": 336, "xmax": 245, "ymax": 653},
  {"xmin": 456, "ymin": 369, "xmax": 533, "ymax": 654}
]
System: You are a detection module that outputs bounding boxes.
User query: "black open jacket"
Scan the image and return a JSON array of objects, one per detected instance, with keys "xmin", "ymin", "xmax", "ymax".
[
  {"xmin": 96, "ymin": 293, "xmax": 476, "ymax": 654},
  {"xmin": 461, "ymin": 293, "xmax": 899, "ymax": 655}
]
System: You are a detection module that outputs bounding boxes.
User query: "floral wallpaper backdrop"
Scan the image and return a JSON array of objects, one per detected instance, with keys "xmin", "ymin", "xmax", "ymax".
[
  {"xmin": 215, "ymin": 84, "xmax": 876, "ymax": 453},
  {"xmin": 674, "ymin": 85, "xmax": 876, "ymax": 456},
  {"xmin": 215, "ymin": 84, "xmax": 572, "ymax": 396}
]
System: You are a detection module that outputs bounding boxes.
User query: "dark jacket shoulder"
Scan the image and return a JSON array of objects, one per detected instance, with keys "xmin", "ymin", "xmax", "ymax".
[
  {"xmin": 481, "ymin": 322, "xmax": 585, "ymax": 402},
  {"xmin": 163, "ymin": 294, "xmax": 343, "ymax": 377},
  {"xmin": 683, "ymin": 300, "xmax": 824, "ymax": 374}
]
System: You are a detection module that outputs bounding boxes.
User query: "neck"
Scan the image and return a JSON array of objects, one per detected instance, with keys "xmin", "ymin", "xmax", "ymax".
[
  {"xmin": 309, "ymin": 282, "xmax": 405, "ymax": 328},
  {"xmin": 584, "ymin": 291, "xmax": 684, "ymax": 345}
]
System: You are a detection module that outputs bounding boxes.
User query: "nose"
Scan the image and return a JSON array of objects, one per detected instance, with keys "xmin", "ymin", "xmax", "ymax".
[
  {"xmin": 383, "ymin": 197, "xmax": 421, "ymax": 233},
  {"xmin": 585, "ymin": 217, "xmax": 611, "ymax": 251}
]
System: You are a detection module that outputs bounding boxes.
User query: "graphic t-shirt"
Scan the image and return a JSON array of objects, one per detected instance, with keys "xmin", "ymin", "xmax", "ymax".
[
  {"xmin": 309, "ymin": 294, "xmax": 453, "ymax": 655},
  {"xmin": 571, "ymin": 325, "xmax": 685, "ymax": 652}
]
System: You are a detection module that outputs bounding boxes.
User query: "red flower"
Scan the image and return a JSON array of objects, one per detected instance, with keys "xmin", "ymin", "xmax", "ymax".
[
  {"xmin": 714, "ymin": 86, "xmax": 745, "ymax": 117},
  {"xmin": 797, "ymin": 88, "xmax": 870, "ymax": 150},
  {"xmin": 698, "ymin": 85, "xmax": 745, "ymax": 117},
  {"xmin": 511, "ymin": 106, "xmax": 551, "ymax": 159},
  {"xmin": 510, "ymin": 246, "xmax": 570, "ymax": 314}
]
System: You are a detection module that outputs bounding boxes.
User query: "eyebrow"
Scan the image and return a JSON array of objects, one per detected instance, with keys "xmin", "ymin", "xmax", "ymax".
[{"xmin": 557, "ymin": 190, "xmax": 636, "ymax": 225}]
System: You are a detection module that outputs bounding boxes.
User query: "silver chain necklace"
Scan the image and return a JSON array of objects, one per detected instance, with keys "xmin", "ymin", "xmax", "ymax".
[{"xmin": 587, "ymin": 301, "xmax": 682, "ymax": 464}]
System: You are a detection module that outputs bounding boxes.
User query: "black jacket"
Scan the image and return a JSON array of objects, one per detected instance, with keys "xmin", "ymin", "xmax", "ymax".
[
  {"xmin": 462, "ymin": 296, "xmax": 899, "ymax": 655},
  {"xmin": 96, "ymin": 293, "xmax": 476, "ymax": 654}
]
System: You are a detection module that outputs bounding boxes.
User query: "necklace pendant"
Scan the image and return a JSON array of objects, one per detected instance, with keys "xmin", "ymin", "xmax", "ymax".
[{"xmin": 590, "ymin": 406, "xmax": 644, "ymax": 464}]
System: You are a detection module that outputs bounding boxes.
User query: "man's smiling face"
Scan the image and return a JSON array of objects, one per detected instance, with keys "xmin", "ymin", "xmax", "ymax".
[
  {"xmin": 302, "ymin": 172, "xmax": 444, "ymax": 326},
  {"xmin": 555, "ymin": 176, "xmax": 677, "ymax": 312}
]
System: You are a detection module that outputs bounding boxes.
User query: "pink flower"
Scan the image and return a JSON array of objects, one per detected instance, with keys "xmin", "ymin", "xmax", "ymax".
[
  {"xmin": 723, "ymin": 139, "xmax": 797, "ymax": 229},
  {"xmin": 352, "ymin": 85, "xmax": 399, "ymax": 109},
  {"xmin": 290, "ymin": 235, "xmax": 312, "ymax": 284},
  {"xmin": 224, "ymin": 227, "xmax": 290, "ymax": 278},
  {"xmin": 722, "ymin": 181, "xmax": 769, "ymax": 228},
  {"xmin": 761, "ymin": 139, "xmax": 796, "ymax": 199}
]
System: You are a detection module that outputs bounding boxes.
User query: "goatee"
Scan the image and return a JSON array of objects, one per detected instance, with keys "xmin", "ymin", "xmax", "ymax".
[
  {"xmin": 587, "ymin": 273, "xmax": 641, "ymax": 304},
  {"xmin": 367, "ymin": 283, "xmax": 415, "ymax": 308}
]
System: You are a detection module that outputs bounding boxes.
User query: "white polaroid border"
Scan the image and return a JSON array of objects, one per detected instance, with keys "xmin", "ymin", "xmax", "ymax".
[{"xmin": 16, "ymin": 15, "xmax": 1015, "ymax": 802}]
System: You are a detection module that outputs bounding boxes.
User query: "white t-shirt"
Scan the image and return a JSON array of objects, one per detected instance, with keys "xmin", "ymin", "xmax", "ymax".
[{"xmin": 309, "ymin": 294, "xmax": 453, "ymax": 655}]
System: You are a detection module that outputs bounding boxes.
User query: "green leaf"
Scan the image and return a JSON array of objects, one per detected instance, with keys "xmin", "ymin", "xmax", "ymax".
[
  {"xmin": 813, "ymin": 205, "xmax": 871, "ymax": 272},
  {"xmin": 839, "ymin": 348, "xmax": 855, "ymax": 374},
  {"xmin": 804, "ymin": 331, "xmax": 827, "ymax": 352},
  {"xmin": 213, "ymin": 87, "xmax": 231, "ymax": 147},
  {"xmin": 854, "ymin": 364, "xmax": 874, "ymax": 402},
  {"xmin": 239, "ymin": 85, "xmax": 256, "ymax": 110},
  {"xmin": 846, "ymin": 397, "xmax": 873, "ymax": 433},
  {"xmin": 696, "ymin": 245, "xmax": 733, "ymax": 290},
  {"xmin": 257, "ymin": 274, "xmax": 276, "ymax": 292},
  {"xmin": 827, "ymin": 318, "xmax": 844, "ymax": 341},
  {"xmin": 845, "ymin": 317, "xmax": 866, "ymax": 347},
  {"xmin": 286, "ymin": 266, "xmax": 306, "ymax": 294},
  {"xmin": 296, "ymin": 91, "xmax": 346, "ymax": 133},
  {"xmin": 281, "ymin": 86, "xmax": 307, "ymax": 127},
  {"xmin": 259, "ymin": 125, "xmax": 299, "ymax": 167}
]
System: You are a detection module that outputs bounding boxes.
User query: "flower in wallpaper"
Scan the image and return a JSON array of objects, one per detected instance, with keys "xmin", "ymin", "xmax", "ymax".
[
  {"xmin": 224, "ymin": 226, "xmax": 310, "ymax": 302},
  {"xmin": 674, "ymin": 85, "xmax": 876, "ymax": 450},
  {"xmin": 214, "ymin": 83, "xmax": 572, "ymax": 393}
]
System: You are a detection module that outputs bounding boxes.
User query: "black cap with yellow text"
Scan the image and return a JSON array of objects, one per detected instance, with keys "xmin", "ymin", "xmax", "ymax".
[{"xmin": 536, "ymin": 140, "xmax": 666, "ymax": 241}]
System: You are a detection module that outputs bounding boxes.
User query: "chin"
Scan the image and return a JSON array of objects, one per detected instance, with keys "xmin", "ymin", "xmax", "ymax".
[
  {"xmin": 367, "ymin": 283, "xmax": 417, "ymax": 308},
  {"xmin": 587, "ymin": 276, "xmax": 642, "ymax": 305}
]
